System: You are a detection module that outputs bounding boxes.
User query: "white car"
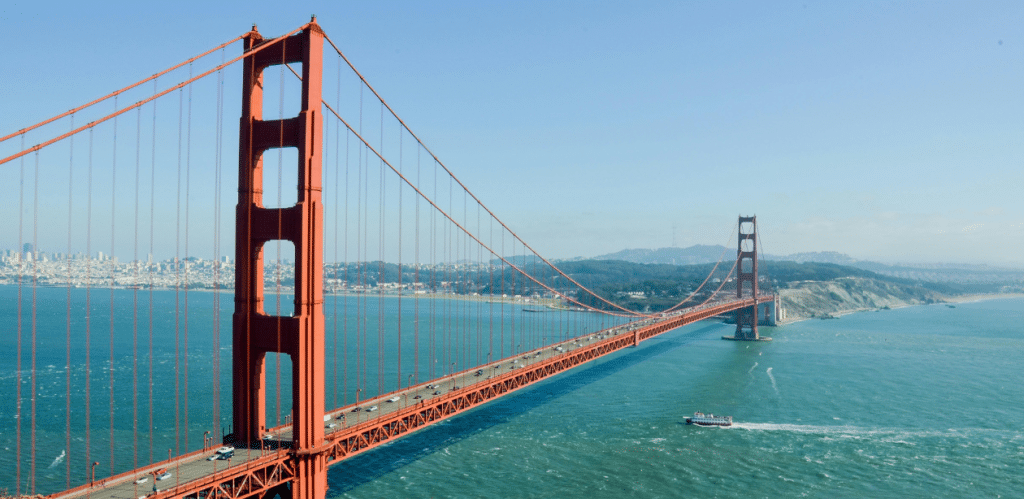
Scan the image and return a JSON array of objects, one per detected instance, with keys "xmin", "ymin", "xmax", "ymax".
[
  {"xmin": 215, "ymin": 446, "xmax": 234, "ymax": 455},
  {"xmin": 366, "ymin": 405, "xmax": 378, "ymax": 412},
  {"xmin": 387, "ymin": 396, "xmax": 401, "ymax": 403},
  {"xmin": 134, "ymin": 477, "xmax": 149, "ymax": 484},
  {"xmin": 156, "ymin": 472, "xmax": 172, "ymax": 481}
]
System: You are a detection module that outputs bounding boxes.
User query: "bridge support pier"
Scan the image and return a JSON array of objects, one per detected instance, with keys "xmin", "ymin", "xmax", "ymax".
[
  {"xmin": 723, "ymin": 215, "xmax": 772, "ymax": 341},
  {"xmin": 233, "ymin": 18, "xmax": 328, "ymax": 499}
]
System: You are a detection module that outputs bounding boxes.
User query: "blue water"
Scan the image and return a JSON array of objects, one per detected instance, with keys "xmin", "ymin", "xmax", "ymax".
[
  {"xmin": 2, "ymin": 288, "xmax": 1023, "ymax": 497},
  {"xmin": 0, "ymin": 285, "xmax": 618, "ymax": 494},
  {"xmin": 326, "ymin": 299, "xmax": 1024, "ymax": 498}
]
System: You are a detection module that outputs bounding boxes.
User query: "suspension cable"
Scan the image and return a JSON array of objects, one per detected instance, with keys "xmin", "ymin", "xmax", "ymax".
[
  {"xmin": 1, "ymin": 26, "xmax": 305, "ymax": 167},
  {"xmin": 660, "ymin": 222, "xmax": 738, "ymax": 314},
  {"xmin": 0, "ymin": 35, "xmax": 245, "ymax": 144}
]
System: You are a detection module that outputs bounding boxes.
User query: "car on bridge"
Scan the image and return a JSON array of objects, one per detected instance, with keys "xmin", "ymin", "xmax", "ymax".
[{"xmin": 208, "ymin": 446, "xmax": 235, "ymax": 461}]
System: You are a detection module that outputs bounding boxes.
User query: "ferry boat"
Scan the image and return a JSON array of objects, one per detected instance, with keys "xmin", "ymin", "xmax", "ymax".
[{"xmin": 685, "ymin": 412, "xmax": 732, "ymax": 426}]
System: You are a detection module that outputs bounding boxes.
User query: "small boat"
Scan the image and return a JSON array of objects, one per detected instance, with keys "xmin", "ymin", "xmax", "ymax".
[{"xmin": 685, "ymin": 412, "xmax": 732, "ymax": 426}]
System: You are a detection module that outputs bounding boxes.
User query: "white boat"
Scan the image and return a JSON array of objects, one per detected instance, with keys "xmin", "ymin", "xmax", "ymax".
[{"xmin": 685, "ymin": 412, "xmax": 732, "ymax": 426}]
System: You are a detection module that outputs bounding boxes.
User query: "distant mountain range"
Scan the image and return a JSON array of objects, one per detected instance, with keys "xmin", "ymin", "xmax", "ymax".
[
  {"xmin": 588, "ymin": 246, "xmax": 1024, "ymax": 286},
  {"xmin": 592, "ymin": 245, "xmax": 859, "ymax": 265}
]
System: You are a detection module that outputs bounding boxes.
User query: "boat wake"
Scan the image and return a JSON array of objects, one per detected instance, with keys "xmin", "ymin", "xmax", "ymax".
[
  {"xmin": 49, "ymin": 449, "xmax": 65, "ymax": 468},
  {"xmin": 766, "ymin": 367, "xmax": 778, "ymax": 395},
  {"xmin": 747, "ymin": 361, "xmax": 758, "ymax": 375},
  {"xmin": 730, "ymin": 422, "xmax": 859, "ymax": 433},
  {"xmin": 726, "ymin": 423, "xmax": 1009, "ymax": 443}
]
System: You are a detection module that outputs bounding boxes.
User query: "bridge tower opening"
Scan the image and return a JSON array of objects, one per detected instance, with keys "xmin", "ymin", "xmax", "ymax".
[
  {"xmin": 723, "ymin": 215, "xmax": 772, "ymax": 341},
  {"xmin": 233, "ymin": 19, "xmax": 327, "ymax": 499}
]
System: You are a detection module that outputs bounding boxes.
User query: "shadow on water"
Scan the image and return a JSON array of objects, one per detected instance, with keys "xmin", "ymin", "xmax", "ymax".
[{"xmin": 327, "ymin": 322, "xmax": 726, "ymax": 494}]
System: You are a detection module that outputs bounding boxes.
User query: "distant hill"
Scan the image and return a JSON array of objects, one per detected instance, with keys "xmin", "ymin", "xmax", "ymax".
[
  {"xmin": 592, "ymin": 245, "xmax": 731, "ymax": 265},
  {"xmin": 592, "ymin": 245, "xmax": 859, "ymax": 266},
  {"xmin": 586, "ymin": 245, "xmax": 1024, "ymax": 287}
]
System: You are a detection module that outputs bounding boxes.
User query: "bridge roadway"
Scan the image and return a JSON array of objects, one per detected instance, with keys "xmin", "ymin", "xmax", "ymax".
[{"xmin": 53, "ymin": 295, "xmax": 772, "ymax": 499}]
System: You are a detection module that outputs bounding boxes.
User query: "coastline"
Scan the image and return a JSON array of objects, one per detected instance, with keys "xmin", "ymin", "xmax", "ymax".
[{"xmin": 777, "ymin": 292, "xmax": 1024, "ymax": 326}]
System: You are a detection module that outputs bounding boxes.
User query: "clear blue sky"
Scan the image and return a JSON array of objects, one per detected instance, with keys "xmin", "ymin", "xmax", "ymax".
[{"xmin": 2, "ymin": 1, "xmax": 1022, "ymax": 265}]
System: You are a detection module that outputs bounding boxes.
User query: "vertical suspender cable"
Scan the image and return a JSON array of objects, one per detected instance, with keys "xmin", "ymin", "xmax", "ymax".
[
  {"xmin": 476, "ymin": 202, "xmax": 481, "ymax": 366},
  {"xmin": 429, "ymin": 159, "xmax": 436, "ymax": 380},
  {"xmin": 174, "ymin": 87, "xmax": 183, "ymax": 456},
  {"xmin": 452, "ymin": 186, "xmax": 459, "ymax": 373},
  {"xmin": 276, "ymin": 47, "xmax": 285, "ymax": 427},
  {"xmin": 85, "ymin": 128, "xmax": 93, "ymax": 484},
  {"xmin": 333, "ymin": 77, "xmax": 342, "ymax": 409},
  {"xmin": 183, "ymin": 65, "xmax": 194, "ymax": 450},
  {"xmin": 397, "ymin": 126, "xmax": 403, "ymax": 390},
  {"xmin": 109, "ymin": 96, "xmax": 119, "ymax": 474},
  {"xmin": 343, "ymin": 126, "xmax": 350, "ymax": 406},
  {"xmin": 445, "ymin": 177, "xmax": 452, "ymax": 374},
  {"xmin": 462, "ymin": 190, "xmax": 468, "ymax": 369},
  {"xmin": 215, "ymin": 50, "xmax": 226, "ymax": 434},
  {"xmin": 378, "ymin": 103, "xmax": 385, "ymax": 397},
  {"xmin": 65, "ymin": 116, "xmax": 75, "ymax": 489},
  {"xmin": 500, "ymin": 228, "xmax": 504, "ymax": 360},
  {"xmin": 510, "ymin": 239, "xmax": 516, "ymax": 355},
  {"xmin": 488, "ymin": 215, "xmax": 493, "ymax": 366},
  {"xmin": 414, "ymin": 146, "xmax": 420, "ymax": 384},
  {"xmin": 32, "ymin": 150, "xmax": 40, "ymax": 494},
  {"xmin": 323, "ymin": 101, "xmax": 331, "ymax": 407},
  {"xmin": 148, "ymin": 79, "xmax": 158, "ymax": 464},
  {"xmin": 212, "ymin": 53, "xmax": 225, "ymax": 434},
  {"xmin": 356, "ymin": 98, "xmax": 364, "ymax": 397},
  {"xmin": 133, "ymin": 105, "xmax": 142, "ymax": 472},
  {"xmin": 363, "ymin": 108, "xmax": 370, "ymax": 396},
  {"xmin": 357, "ymin": 85, "xmax": 364, "ymax": 400},
  {"xmin": 15, "ymin": 133, "xmax": 24, "ymax": 499}
]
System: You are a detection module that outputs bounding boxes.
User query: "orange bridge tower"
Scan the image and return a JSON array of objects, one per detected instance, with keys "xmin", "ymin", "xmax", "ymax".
[
  {"xmin": 723, "ymin": 215, "xmax": 772, "ymax": 341},
  {"xmin": 232, "ymin": 19, "xmax": 327, "ymax": 499}
]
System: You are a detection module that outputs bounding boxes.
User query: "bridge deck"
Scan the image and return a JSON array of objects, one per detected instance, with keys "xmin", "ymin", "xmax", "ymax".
[{"xmin": 52, "ymin": 296, "xmax": 773, "ymax": 499}]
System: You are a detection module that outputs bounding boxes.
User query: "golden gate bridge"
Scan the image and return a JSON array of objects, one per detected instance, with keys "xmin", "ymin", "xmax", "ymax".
[{"xmin": 1, "ymin": 18, "xmax": 776, "ymax": 499}]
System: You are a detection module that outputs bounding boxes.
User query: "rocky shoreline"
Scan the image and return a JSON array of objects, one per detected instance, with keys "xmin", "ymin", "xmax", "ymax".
[{"xmin": 777, "ymin": 276, "xmax": 1022, "ymax": 324}]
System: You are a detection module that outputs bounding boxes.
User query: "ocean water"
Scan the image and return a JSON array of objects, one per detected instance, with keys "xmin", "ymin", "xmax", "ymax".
[
  {"xmin": 0, "ymin": 285, "xmax": 618, "ymax": 495},
  {"xmin": 326, "ymin": 298, "xmax": 1024, "ymax": 498},
  {"xmin": 2, "ymin": 288, "xmax": 1022, "ymax": 497}
]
